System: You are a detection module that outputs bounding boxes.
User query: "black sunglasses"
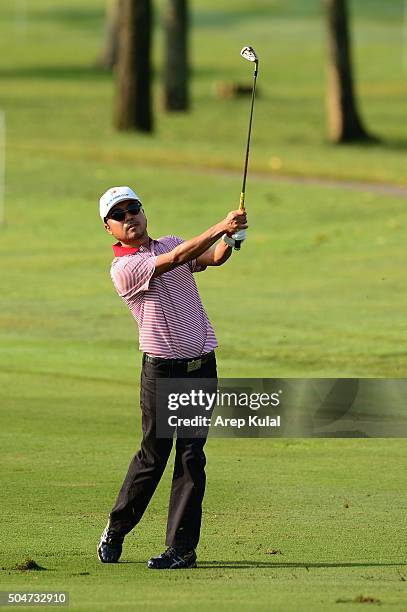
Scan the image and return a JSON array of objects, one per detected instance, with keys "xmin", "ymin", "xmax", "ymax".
[{"xmin": 107, "ymin": 202, "xmax": 142, "ymax": 222}]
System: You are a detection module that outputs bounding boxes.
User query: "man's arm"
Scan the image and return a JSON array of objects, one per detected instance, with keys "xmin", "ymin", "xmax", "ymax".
[
  {"xmin": 196, "ymin": 228, "xmax": 248, "ymax": 267},
  {"xmin": 195, "ymin": 240, "xmax": 233, "ymax": 267},
  {"xmin": 153, "ymin": 210, "xmax": 247, "ymax": 278}
]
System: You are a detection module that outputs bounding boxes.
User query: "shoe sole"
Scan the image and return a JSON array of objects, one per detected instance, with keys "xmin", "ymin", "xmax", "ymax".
[
  {"xmin": 170, "ymin": 561, "xmax": 197, "ymax": 569},
  {"xmin": 148, "ymin": 561, "xmax": 197, "ymax": 570}
]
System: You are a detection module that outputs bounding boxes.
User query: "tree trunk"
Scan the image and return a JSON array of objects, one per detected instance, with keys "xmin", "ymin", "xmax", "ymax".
[
  {"xmin": 324, "ymin": 0, "xmax": 372, "ymax": 143},
  {"xmin": 98, "ymin": 0, "xmax": 120, "ymax": 70},
  {"xmin": 114, "ymin": 0, "xmax": 153, "ymax": 132},
  {"xmin": 164, "ymin": 0, "xmax": 189, "ymax": 111}
]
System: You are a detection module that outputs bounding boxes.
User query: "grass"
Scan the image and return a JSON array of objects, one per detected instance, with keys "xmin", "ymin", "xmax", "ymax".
[
  {"xmin": 1, "ymin": 161, "xmax": 407, "ymax": 610},
  {"xmin": 1, "ymin": 0, "xmax": 407, "ymax": 184},
  {"xmin": 1, "ymin": 0, "xmax": 407, "ymax": 610},
  {"xmin": 1, "ymin": 430, "xmax": 407, "ymax": 610}
]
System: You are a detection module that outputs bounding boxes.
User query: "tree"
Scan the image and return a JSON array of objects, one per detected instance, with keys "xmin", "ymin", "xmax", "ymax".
[
  {"xmin": 114, "ymin": 0, "xmax": 153, "ymax": 132},
  {"xmin": 163, "ymin": 0, "xmax": 189, "ymax": 111},
  {"xmin": 98, "ymin": 0, "xmax": 120, "ymax": 70},
  {"xmin": 324, "ymin": 0, "xmax": 373, "ymax": 143}
]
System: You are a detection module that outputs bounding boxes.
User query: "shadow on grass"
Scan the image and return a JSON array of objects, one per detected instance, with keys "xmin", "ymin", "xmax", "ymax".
[
  {"xmin": 119, "ymin": 561, "xmax": 149, "ymax": 565},
  {"xmin": 29, "ymin": 7, "xmax": 104, "ymax": 26},
  {"xmin": 0, "ymin": 66, "xmax": 111, "ymax": 81},
  {"xmin": 0, "ymin": 65, "xmax": 164, "ymax": 83},
  {"xmin": 192, "ymin": 5, "xmax": 321, "ymax": 29},
  {"xmin": 324, "ymin": 136, "xmax": 407, "ymax": 153},
  {"xmin": 118, "ymin": 560, "xmax": 406, "ymax": 569},
  {"xmin": 379, "ymin": 138, "xmax": 407, "ymax": 152},
  {"xmin": 197, "ymin": 561, "xmax": 406, "ymax": 570}
]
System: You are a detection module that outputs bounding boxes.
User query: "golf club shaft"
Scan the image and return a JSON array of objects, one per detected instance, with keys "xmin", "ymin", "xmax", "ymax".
[{"xmin": 235, "ymin": 63, "xmax": 258, "ymax": 250}]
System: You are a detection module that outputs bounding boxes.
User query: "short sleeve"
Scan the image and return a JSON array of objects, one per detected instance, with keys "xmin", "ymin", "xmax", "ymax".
[
  {"xmin": 189, "ymin": 258, "xmax": 207, "ymax": 273},
  {"xmin": 111, "ymin": 254, "xmax": 157, "ymax": 298}
]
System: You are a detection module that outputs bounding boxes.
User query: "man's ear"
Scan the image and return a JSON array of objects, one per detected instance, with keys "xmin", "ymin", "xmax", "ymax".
[{"xmin": 104, "ymin": 220, "xmax": 113, "ymax": 235}]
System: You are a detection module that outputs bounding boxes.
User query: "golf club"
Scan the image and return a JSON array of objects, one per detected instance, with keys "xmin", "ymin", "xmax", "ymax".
[{"xmin": 234, "ymin": 45, "xmax": 259, "ymax": 251}]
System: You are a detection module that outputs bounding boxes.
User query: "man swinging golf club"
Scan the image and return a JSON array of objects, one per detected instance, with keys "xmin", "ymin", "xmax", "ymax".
[
  {"xmin": 97, "ymin": 45, "xmax": 258, "ymax": 570},
  {"xmin": 97, "ymin": 186, "xmax": 247, "ymax": 569}
]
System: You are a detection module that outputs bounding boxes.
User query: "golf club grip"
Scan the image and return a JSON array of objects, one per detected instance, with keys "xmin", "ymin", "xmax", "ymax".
[{"xmin": 234, "ymin": 192, "xmax": 245, "ymax": 250}]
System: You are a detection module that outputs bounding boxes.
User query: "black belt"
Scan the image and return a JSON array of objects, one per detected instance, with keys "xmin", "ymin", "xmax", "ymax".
[{"xmin": 143, "ymin": 350, "xmax": 215, "ymax": 373}]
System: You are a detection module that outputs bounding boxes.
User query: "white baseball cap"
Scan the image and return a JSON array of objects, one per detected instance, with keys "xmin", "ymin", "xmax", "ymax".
[{"xmin": 99, "ymin": 186, "xmax": 142, "ymax": 220}]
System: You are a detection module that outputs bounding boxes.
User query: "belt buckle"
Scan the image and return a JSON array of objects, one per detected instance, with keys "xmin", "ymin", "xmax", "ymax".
[{"xmin": 187, "ymin": 358, "xmax": 202, "ymax": 373}]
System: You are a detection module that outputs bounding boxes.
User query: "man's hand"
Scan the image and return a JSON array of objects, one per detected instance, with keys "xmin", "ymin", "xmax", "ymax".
[
  {"xmin": 198, "ymin": 213, "xmax": 249, "ymax": 266},
  {"xmin": 222, "ymin": 228, "xmax": 247, "ymax": 248},
  {"xmin": 153, "ymin": 209, "xmax": 249, "ymax": 278},
  {"xmin": 222, "ymin": 210, "xmax": 248, "ymax": 236}
]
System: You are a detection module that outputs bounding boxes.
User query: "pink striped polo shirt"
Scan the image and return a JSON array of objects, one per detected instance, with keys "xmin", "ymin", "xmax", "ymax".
[{"xmin": 110, "ymin": 235, "xmax": 218, "ymax": 359}]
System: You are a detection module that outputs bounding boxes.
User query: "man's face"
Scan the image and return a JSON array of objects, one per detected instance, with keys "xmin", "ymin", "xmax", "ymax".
[{"xmin": 104, "ymin": 199, "xmax": 148, "ymax": 245}]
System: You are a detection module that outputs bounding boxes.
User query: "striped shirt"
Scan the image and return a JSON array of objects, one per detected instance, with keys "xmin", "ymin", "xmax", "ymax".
[{"xmin": 110, "ymin": 236, "xmax": 218, "ymax": 359}]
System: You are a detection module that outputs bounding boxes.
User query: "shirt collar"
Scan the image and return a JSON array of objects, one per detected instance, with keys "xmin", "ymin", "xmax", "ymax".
[
  {"xmin": 112, "ymin": 240, "xmax": 154, "ymax": 257},
  {"xmin": 112, "ymin": 243, "xmax": 140, "ymax": 257}
]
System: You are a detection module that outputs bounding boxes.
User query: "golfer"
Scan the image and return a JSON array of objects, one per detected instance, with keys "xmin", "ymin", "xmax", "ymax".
[{"xmin": 97, "ymin": 186, "xmax": 248, "ymax": 569}]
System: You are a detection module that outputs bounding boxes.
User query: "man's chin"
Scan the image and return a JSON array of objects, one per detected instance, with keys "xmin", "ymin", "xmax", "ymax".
[
  {"xmin": 126, "ymin": 227, "xmax": 141, "ymax": 238},
  {"xmin": 122, "ymin": 229, "xmax": 148, "ymax": 246}
]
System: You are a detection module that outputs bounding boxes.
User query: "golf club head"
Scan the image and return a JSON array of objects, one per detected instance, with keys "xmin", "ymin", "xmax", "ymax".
[{"xmin": 240, "ymin": 46, "xmax": 258, "ymax": 64}]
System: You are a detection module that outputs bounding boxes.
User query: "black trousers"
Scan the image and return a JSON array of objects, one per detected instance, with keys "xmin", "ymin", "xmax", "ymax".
[{"xmin": 109, "ymin": 351, "xmax": 217, "ymax": 550}]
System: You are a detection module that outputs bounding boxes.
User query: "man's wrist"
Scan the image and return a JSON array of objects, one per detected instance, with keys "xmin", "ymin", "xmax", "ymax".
[
  {"xmin": 214, "ymin": 222, "xmax": 227, "ymax": 239},
  {"xmin": 222, "ymin": 234, "xmax": 235, "ymax": 248}
]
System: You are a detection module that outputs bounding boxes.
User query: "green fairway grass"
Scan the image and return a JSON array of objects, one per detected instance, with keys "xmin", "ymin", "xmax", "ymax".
[
  {"xmin": 1, "ymin": 431, "xmax": 407, "ymax": 611},
  {"xmin": 1, "ymin": 161, "xmax": 407, "ymax": 610},
  {"xmin": 0, "ymin": 0, "xmax": 407, "ymax": 184},
  {"xmin": 1, "ymin": 1, "xmax": 407, "ymax": 610}
]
